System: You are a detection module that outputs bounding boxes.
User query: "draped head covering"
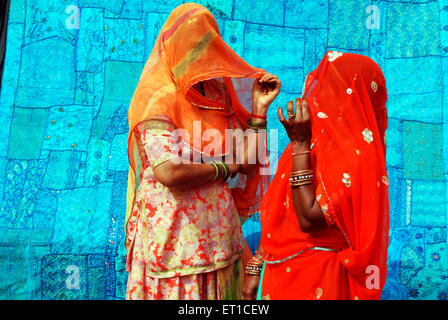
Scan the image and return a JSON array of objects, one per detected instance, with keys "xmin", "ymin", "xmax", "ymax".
[
  {"xmin": 260, "ymin": 51, "xmax": 389, "ymax": 299},
  {"xmin": 126, "ymin": 3, "xmax": 268, "ymax": 239}
]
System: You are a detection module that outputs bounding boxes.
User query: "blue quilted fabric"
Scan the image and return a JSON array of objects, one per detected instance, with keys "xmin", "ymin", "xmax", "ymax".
[{"xmin": 0, "ymin": 0, "xmax": 447, "ymax": 300}]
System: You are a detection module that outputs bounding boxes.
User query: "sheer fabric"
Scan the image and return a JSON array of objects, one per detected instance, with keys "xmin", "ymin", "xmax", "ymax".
[
  {"xmin": 260, "ymin": 51, "xmax": 389, "ymax": 300},
  {"xmin": 126, "ymin": 3, "xmax": 270, "ymax": 262}
]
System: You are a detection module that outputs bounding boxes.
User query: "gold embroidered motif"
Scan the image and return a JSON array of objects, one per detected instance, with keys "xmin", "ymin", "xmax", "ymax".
[
  {"xmin": 316, "ymin": 287, "xmax": 323, "ymax": 299},
  {"xmin": 327, "ymin": 51, "xmax": 343, "ymax": 62},
  {"xmin": 317, "ymin": 112, "xmax": 328, "ymax": 119},
  {"xmin": 286, "ymin": 267, "xmax": 291, "ymax": 273},
  {"xmin": 342, "ymin": 173, "xmax": 351, "ymax": 188},
  {"xmin": 371, "ymin": 81, "xmax": 378, "ymax": 93},
  {"xmin": 262, "ymin": 294, "xmax": 271, "ymax": 300},
  {"xmin": 362, "ymin": 128, "xmax": 373, "ymax": 144},
  {"xmin": 382, "ymin": 176, "xmax": 389, "ymax": 186},
  {"xmin": 190, "ymin": 101, "xmax": 226, "ymax": 111},
  {"xmin": 284, "ymin": 196, "xmax": 289, "ymax": 209}
]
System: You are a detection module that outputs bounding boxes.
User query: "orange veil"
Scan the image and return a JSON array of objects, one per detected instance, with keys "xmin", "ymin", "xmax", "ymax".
[
  {"xmin": 126, "ymin": 4, "xmax": 268, "ymax": 241},
  {"xmin": 260, "ymin": 52, "xmax": 389, "ymax": 299}
]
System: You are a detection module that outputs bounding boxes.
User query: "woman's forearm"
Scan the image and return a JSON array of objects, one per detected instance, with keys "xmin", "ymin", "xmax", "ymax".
[
  {"xmin": 290, "ymin": 141, "xmax": 327, "ymax": 233},
  {"xmin": 153, "ymin": 160, "xmax": 216, "ymax": 189},
  {"xmin": 239, "ymin": 116, "xmax": 268, "ymax": 174}
]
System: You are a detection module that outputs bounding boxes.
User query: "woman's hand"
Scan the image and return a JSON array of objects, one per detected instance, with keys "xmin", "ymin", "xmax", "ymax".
[
  {"xmin": 242, "ymin": 275, "xmax": 261, "ymax": 300},
  {"xmin": 278, "ymin": 98, "xmax": 311, "ymax": 149},
  {"xmin": 252, "ymin": 72, "xmax": 281, "ymax": 116}
]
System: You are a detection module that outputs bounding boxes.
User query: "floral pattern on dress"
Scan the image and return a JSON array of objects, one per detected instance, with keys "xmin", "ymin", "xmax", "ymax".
[{"xmin": 125, "ymin": 120, "xmax": 245, "ymax": 299}]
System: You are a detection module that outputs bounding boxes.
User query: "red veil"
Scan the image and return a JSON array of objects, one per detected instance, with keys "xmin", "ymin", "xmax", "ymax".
[
  {"xmin": 125, "ymin": 3, "xmax": 269, "ymax": 246},
  {"xmin": 260, "ymin": 52, "xmax": 389, "ymax": 300}
]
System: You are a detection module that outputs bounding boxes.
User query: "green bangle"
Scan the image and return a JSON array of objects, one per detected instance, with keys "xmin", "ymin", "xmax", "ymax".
[
  {"xmin": 210, "ymin": 162, "xmax": 219, "ymax": 182},
  {"xmin": 220, "ymin": 162, "xmax": 231, "ymax": 181}
]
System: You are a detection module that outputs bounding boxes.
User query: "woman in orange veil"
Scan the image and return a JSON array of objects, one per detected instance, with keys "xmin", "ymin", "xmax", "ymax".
[
  {"xmin": 250, "ymin": 51, "xmax": 389, "ymax": 300},
  {"xmin": 125, "ymin": 3, "xmax": 280, "ymax": 300}
]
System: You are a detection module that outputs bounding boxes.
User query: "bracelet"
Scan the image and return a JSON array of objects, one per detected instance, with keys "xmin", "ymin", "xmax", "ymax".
[
  {"xmin": 211, "ymin": 161, "xmax": 224, "ymax": 181},
  {"xmin": 245, "ymin": 258, "xmax": 263, "ymax": 275},
  {"xmin": 289, "ymin": 169, "xmax": 314, "ymax": 188},
  {"xmin": 251, "ymin": 113, "xmax": 267, "ymax": 120},
  {"xmin": 289, "ymin": 173, "xmax": 314, "ymax": 182},
  {"xmin": 290, "ymin": 180, "xmax": 313, "ymax": 189},
  {"xmin": 247, "ymin": 256, "xmax": 264, "ymax": 267},
  {"xmin": 245, "ymin": 266, "xmax": 262, "ymax": 276},
  {"xmin": 292, "ymin": 151, "xmax": 311, "ymax": 157},
  {"xmin": 210, "ymin": 162, "xmax": 219, "ymax": 182},
  {"xmin": 290, "ymin": 169, "xmax": 313, "ymax": 177},
  {"xmin": 211, "ymin": 161, "xmax": 232, "ymax": 182},
  {"xmin": 219, "ymin": 162, "xmax": 231, "ymax": 181},
  {"xmin": 247, "ymin": 119, "xmax": 267, "ymax": 130}
]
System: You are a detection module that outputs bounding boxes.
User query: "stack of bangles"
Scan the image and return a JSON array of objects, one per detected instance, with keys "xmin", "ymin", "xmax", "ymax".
[
  {"xmin": 247, "ymin": 117, "xmax": 267, "ymax": 132},
  {"xmin": 210, "ymin": 161, "xmax": 231, "ymax": 182},
  {"xmin": 245, "ymin": 249, "xmax": 264, "ymax": 276},
  {"xmin": 289, "ymin": 169, "xmax": 314, "ymax": 188}
]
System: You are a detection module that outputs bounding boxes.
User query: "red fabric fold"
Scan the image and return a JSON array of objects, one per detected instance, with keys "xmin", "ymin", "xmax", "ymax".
[{"xmin": 260, "ymin": 52, "xmax": 389, "ymax": 300}]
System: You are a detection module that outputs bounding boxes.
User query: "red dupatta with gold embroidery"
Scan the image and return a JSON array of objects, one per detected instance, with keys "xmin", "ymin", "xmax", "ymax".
[{"xmin": 260, "ymin": 52, "xmax": 389, "ymax": 300}]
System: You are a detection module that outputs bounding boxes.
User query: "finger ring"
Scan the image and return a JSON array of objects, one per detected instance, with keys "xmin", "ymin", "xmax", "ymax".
[{"xmin": 288, "ymin": 112, "xmax": 295, "ymax": 120}]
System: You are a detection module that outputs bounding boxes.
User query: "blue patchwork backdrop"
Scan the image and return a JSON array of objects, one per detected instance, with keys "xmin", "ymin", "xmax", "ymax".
[{"xmin": 0, "ymin": 0, "xmax": 447, "ymax": 300}]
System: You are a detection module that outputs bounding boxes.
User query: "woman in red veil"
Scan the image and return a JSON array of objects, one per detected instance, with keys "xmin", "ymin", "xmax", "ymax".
[{"xmin": 247, "ymin": 51, "xmax": 389, "ymax": 300}]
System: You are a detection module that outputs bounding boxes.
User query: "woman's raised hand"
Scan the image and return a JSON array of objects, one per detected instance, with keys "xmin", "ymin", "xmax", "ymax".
[
  {"xmin": 252, "ymin": 72, "xmax": 281, "ymax": 116},
  {"xmin": 278, "ymin": 98, "xmax": 312, "ymax": 148}
]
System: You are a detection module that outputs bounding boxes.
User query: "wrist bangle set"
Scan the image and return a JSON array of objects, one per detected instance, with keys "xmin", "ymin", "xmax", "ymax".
[
  {"xmin": 245, "ymin": 257, "xmax": 264, "ymax": 276},
  {"xmin": 247, "ymin": 119, "xmax": 267, "ymax": 132},
  {"xmin": 245, "ymin": 249, "xmax": 264, "ymax": 276},
  {"xmin": 210, "ymin": 161, "xmax": 231, "ymax": 182},
  {"xmin": 289, "ymin": 169, "xmax": 314, "ymax": 188}
]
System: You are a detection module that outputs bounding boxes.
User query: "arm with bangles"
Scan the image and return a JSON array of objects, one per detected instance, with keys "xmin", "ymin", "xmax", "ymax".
[
  {"xmin": 242, "ymin": 242, "xmax": 264, "ymax": 300},
  {"xmin": 241, "ymin": 73, "xmax": 283, "ymax": 301},
  {"xmin": 278, "ymin": 98, "xmax": 327, "ymax": 233},
  {"xmin": 237, "ymin": 72, "xmax": 281, "ymax": 175},
  {"xmin": 153, "ymin": 161, "xmax": 239, "ymax": 189},
  {"xmin": 153, "ymin": 72, "xmax": 281, "ymax": 190},
  {"xmin": 242, "ymin": 98, "xmax": 329, "ymax": 300}
]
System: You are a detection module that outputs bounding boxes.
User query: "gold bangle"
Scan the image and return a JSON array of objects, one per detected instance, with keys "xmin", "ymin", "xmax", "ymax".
[
  {"xmin": 289, "ymin": 174, "xmax": 314, "ymax": 182},
  {"xmin": 292, "ymin": 151, "xmax": 311, "ymax": 157},
  {"xmin": 290, "ymin": 169, "xmax": 313, "ymax": 177},
  {"xmin": 245, "ymin": 266, "xmax": 262, "ymax": 274},
  {"xmin": 290, "ymin": 180, "xmax": 313, "ymax": 188},
  {"xmin": 247, "ymin": 119, "xmax": 267, "ymax": 130}
]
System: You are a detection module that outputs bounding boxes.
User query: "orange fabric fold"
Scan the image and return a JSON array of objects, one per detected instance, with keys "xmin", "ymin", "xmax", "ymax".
[{"xmin": 126, "ymin": 3, "xmax": 268, "ymax": 243}]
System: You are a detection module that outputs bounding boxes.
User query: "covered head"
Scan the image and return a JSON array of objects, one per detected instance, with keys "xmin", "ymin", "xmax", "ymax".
[
  {"xmin": 126, "ymin": 3, "xmax": 268, "ymax": 235},
  {"xmin": 261, "ymin": 51, "xmax": 389, "ymax": 299}
]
